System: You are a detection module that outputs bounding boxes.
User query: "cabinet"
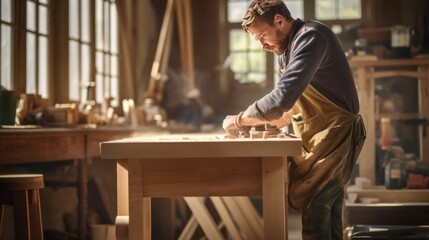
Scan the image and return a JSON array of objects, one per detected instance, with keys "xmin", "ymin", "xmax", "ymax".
[{"xmin": 349, "ymin": 58, "xmax": 429, "ymax": 184}]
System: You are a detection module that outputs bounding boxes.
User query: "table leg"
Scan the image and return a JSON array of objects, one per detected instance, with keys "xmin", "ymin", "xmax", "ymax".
[
  {"xmin": 117, "ymin": 160, "xmax": 129, "ymax": 216},
  {"xmin": 262, "ymin": 157, "xmax": 288, "ymax": 240},
  {"xmin": 128, "ymin": 159, "xmax": 151, "ymax": 240},
  {"xmin": 77, "ymin": 157, "xmax": 88, "ymax": 240}
]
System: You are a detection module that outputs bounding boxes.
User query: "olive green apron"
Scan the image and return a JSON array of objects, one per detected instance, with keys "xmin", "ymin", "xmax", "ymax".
[{"xmin": 289, "ymin": 84, "xmax": 366, "ymax": 210}]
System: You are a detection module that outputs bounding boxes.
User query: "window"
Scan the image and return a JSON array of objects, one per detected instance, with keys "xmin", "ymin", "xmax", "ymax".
[
  {"xmin": 26, "ymin": 0, "xmax": 49, "ymax": 98},
  {"xmin": 95, "ymin": 0, "xmax": 118, "ymax": 107},
  {"xmin": 225, "ymin": 0, "xmax": 361, "ymax": 85},
  {"xmin": 315, "ymin": 0, "xmax": 361, "ymax": 20},
  {"xmin": 69, "ymin": 0, "xmax": 91, "ymax": 103},
  {"xmin": 1, "ymin": 1, "xmax": 120, "ymax": 107},
  {"xmin": 226, "ymin": 0, "xmax": 303, "ymax": 86},
  {"xmin": 1, "ymin": 0, "xmax": 13, "ymax": 90},
  {"xmin": 68, "ymin": 0, "xmax": 118, "ymax": 107}
]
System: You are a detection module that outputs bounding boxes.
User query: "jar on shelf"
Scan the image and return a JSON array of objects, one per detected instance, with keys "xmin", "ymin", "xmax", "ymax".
[
  {"xmin": 391, "ymin": 25, "xmax": 411, "ymax": 58},
  {"xmin": 385, "ymin": 158, "xmax": 406, "ymax": 189}
]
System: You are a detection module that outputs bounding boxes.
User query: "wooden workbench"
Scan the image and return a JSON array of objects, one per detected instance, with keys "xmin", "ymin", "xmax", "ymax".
[
  {"xmin": 100, "ymin": 134, "xmax": 302, "ymax": 239},
  {"xmin": 0, "ymin": 126, "xmax": 151, "ymax": 240}
]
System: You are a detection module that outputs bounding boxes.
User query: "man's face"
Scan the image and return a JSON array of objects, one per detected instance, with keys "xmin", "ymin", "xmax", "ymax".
[{"xmin": 247, "ymin": 16, "xmax": 289, "ymax": 55}]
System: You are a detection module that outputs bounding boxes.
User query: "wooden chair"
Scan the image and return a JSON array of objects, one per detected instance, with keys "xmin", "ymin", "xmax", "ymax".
[{"xmin": 0, "ymin": 174, "xmax": 44, "ymax": 240}]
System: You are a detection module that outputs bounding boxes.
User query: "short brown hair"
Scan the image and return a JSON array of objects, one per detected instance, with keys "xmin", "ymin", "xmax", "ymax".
[{"xmin": 242, "ymin": 0, "xmax": 292, "ymax": 32}]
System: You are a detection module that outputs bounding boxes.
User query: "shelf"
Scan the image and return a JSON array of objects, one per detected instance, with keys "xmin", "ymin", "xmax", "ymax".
[
  {"xmin": 350, "ymin": 59, "xmax": 429, "ymax": 184},
  {"xmin": 347, "ymin": 185, "xmax": 429, "ymax": 203},
  {"xmin": 375, "ymin": 113, "xmax": 420, "ymax": 121}
]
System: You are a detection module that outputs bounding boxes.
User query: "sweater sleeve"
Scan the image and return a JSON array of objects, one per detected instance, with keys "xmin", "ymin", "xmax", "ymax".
[{"xmin": 244, "ymin": 29, "xmax": 328, "ymax": 121}]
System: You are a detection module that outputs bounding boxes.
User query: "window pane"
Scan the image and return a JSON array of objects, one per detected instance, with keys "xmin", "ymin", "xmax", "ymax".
[
  {"xmin": 247, "ymin": 72, "xmax": 265, "ymax": 84},
  {"xmin": 110, "ymin": 3, "xmax": 118, "ymax": 53},
  {"xmin": 316, "ymin": 0, "xmax": 360, "ymax": 20},
  {"xmin": 81, "ymin": 44, "xmax": 90, "ymax": 85},
  {"xmin": 39, "ymin": 0, "xmax": 48, "ymax": 4},
  {"xmin": 27, "ymin": 1, "xmax": 36, "ymax": 31},
  {"xmin": 39, "ymin": 5, "xmax": 48, "ymax": 35},
  {"xmin": 104, "ymin": 54, "xmax": 110, "ymax": 74},
  {"xmin": 339, "ymin": 0, "xmax": 361, "ymax": 19},
  {"xmin": 96, "ymin": 0, "xmax": 103, "ymax": 49},
  {"xmin": 228, "ymin": 0, "xmax": 304, "ymax": 22},
  {"xmin": 1, "ymin": 0, "xmax": 12, "ymax": 22},
  {"xmin": 285, "ymin": 0, "xmax": 303, "ymax": 19},
  {"xmin": 111, "ymin": 55, "xmax": 117, "ymax": 76},
  {"xmin": 315, "ymin": 0, "xmax": 335, "ymax": 20},
  {"xmin": 110, "ymin": 76, "xmax": 118, "ymax": 107},
  {"xmin": 230, "ymin": 30, "xmax": 246, "ymax": 51},
  {"xmin": 81, "ymin": 0, "xmax": 90, "ymax": 42},
  {"xmin": 26, "ymin": 32, "xmax": 36, "ymax": 93},
  {"xmin": 230, "ymin": 52, "xmax": 249, "ymax": 74},
  {"xmin": 38, "ymin": 36, "xmax": 48, "ymax": 98},
  {"xmin": 104, "ymin": 1, "xmax": 110, "ymax": 51},
  {"xmin": 69, "ymin": 41, "xmax": 79, "ymax": 100},
  {"xmin": 227, "ymin": 1, "xmax": 248, "ymax": 23},
  {"xmin": 69, "ymin": 0, "xmax": 79, "ymax": 38},
  {"xmin": 96, "ymin": 74, "xmax": 103, "ymax": 102},
  {"xmin": 1, "ymin": 25, "xmax": 12, "ymax": 89},
  {"xmin": 96, "ymin": 51, "xmax": 103, "ymax": 73},
  {"xmin": 230, "ymin": 30, "xmax": 260, "ymax": 51},
  {"xmin": 249, "ymin": 52, "xmax": 266, "ymax": 72}
]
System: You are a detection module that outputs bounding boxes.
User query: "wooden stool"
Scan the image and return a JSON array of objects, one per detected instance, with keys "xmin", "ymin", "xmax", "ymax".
[{"xmin": 0, "ymin": 174, "xmax": 44, "ymax": 240}]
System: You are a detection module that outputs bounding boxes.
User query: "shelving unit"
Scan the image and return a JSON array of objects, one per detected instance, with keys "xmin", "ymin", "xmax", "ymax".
[{"xmin": 349, "ymin": 58, "xmax": 429, "ymax": 184}]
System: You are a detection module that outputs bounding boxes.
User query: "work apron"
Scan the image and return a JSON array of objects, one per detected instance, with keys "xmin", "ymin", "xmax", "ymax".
[{"xmin": 289, "ymin": 84, "xmax": 366, "ymax": 210}]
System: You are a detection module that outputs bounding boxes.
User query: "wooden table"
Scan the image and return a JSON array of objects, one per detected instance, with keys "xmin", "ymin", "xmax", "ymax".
[
  {"xmin": 0, "ymin": 126, "xmax": 147, "ymax": 240},
  {"xmin": 100, "ymin": 134, "xmax": 302, "ymax": 239}
]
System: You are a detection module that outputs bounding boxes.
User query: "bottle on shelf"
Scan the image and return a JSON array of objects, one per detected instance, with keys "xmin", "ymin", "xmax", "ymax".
[{"xmin": 385, "ymin": 158, "xmax": 406, "ymax": 189}]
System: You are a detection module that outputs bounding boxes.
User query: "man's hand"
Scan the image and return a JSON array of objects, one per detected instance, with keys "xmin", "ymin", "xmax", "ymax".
[
  {"xmin": 222, "ymin": 112, "xmax": 269, "ymax": 136},
  {"xmin": 270, "ymin": 110, "xmax": 293, "ymax": 128},
  {"xmin": 222, "ymin": 115, "xmax": 239, "ymax": 137}
]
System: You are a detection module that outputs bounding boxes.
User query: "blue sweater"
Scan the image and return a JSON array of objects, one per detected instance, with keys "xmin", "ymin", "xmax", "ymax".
[{"xmin": 244, "ymin": 19, "xmax": 359, "ymax": 121}]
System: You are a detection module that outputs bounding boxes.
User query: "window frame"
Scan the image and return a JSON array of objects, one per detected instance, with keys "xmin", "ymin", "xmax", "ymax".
[
  {"xmin": 0, "ymin": 0, "xmax": 15, "ymax": 90},
  {"xmin": 222, "ymin": 0, "xmax": 363, "ymax": 89},
  {"xmin": 25, "ymin": 0, "xmax": 50, "ymax": 98}
]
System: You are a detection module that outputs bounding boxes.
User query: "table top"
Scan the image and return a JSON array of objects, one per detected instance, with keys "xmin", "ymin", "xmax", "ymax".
[{"xmin": 101, "ymin": 133, "xmax": 302, "ymax": 159}]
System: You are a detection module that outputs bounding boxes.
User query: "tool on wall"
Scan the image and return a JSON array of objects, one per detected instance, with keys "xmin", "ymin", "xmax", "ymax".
[
  {"xmin": 145, "ymin": 0, "xmax": 197, "ymax": 104},
  {"xmin": 145, "ymin": 0, "xmax": 175, "ymax": 104}
]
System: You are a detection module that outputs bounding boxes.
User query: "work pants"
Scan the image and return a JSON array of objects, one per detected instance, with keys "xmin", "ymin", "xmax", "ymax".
[{"xmin": 301, "ymin": 179, "xmax": 344, "ymax": 240}]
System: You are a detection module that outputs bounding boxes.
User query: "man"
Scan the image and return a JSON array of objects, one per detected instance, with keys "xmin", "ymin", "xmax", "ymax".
[{"xmin": 222, "ymin": 0, "xmax": 366, "ymax": 239}]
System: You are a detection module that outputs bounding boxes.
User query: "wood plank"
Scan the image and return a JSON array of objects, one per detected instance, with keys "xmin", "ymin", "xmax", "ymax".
[
  {"xmin": 234, "ymin": 197, "xmax": 263, "ymax": 238},
  {"xmin": 134, "ymin": 157, "xmax": 262, "ymax": 197},
  {"xmin": 101, "ymin": 135, "xmax": 302, "ymax": 159},
  {"xmin": 222, "ymin": 197, "xmax": 255, "ymax": 239},
  {"xmin": 86, "ymin": 130, "xmax": 134, "ymax": 158},
  {"xmin": 370, "ymin": 70, "xmax": 425, "ymax": 79},
  {"xmin": 178, "ymin": 215, "xmax": 199, "ymax": 240},
  {"xmin": 146, "ymin": 0, "xmax": 175, "ymax": 102},
  {"xmin": 349, "ymin": 58, "xmax": 429, "ymax": 68},
  {"xmin": 184, "ymin": 197, "xmax": 224, "ymax": 239},
  {"xmin": 355, "ymin": 66, "xmax": 376, "ymax": 183},
  {"xmin": 210, "ymin": 197, "xmax": 242, "ymax": 240},
  {"xmin": 0, "ymin": 131, "xmax": 84, "ymax": 165},
  {"xmin": 347, "ymin": 186, "xmax": 429, "ymax": 203}
]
